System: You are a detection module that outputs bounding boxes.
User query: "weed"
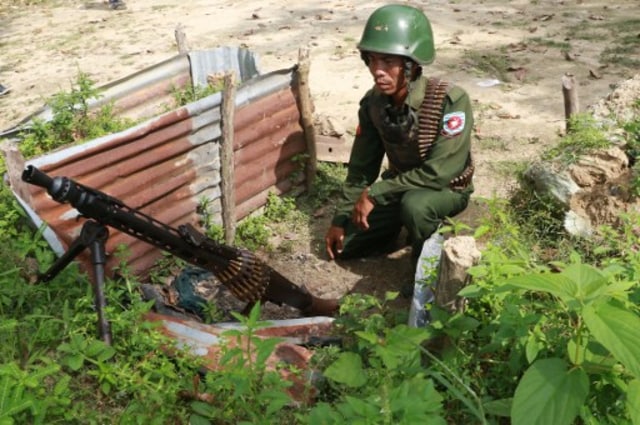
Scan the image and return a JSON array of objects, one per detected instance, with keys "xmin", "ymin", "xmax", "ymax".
[
  {"xmin": 527, "ymin": 36, "xmax": 571, "ymax": 52},
  {"xmin": 476, "ymin": 136, "xmax": 508, "ymax": 152},
  {"xmin": 171, "ymin": 82, "xmax": 223, "ymax": 108},
  {"xmin": 298, "ymin": 161, "xmax": 347, "ymax": 211},
  {"xmin": 622, "ymin": 101, "xmax": 640, "ymax": 157},
  {"xmin": 488, "ymin": 159, "xmax": 527, "ymax": 179},
  {"xmin": 542, "ymin": 113, "xmax": 611, "ymax": 163},
  {"xmin": 235, "ymin": 214, "xmax": 271, "ymax": 251},
  {"xmin": 463, "ymin": 50, "xmax": 512, "ymax": 82},
  {"xmin": 188, "ymin": 303, "xmax": 294, "ymax": 424},
  {"xmin": 18, "ymin": 72, "xmax": 133, "ymax": 158}
]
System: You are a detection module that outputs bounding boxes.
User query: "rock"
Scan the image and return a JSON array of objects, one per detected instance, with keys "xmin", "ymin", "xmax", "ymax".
[
  {"xmin": 524, "ymin": 161, "xmax": 581, "ymax": 206},
  {"xmin": 569, "ymin": 146, "xmax": 628, "ymax": 187},
  {"xmin": 314, "ymin": 114, "xmax": 345, "ymax": 137}
]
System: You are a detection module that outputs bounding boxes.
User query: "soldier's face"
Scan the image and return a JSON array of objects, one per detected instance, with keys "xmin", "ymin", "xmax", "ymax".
[{"xmin": 365, "ymin": 52, "xmax": 407, "ymax": 101}]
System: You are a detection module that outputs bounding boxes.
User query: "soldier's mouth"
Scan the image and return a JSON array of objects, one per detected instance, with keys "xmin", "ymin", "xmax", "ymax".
[{"xmin": 376, "ymin": 80, "xmax": 391, "ymax": 90}]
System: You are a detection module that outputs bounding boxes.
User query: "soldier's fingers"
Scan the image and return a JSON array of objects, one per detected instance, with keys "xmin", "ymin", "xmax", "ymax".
[{"xmin": 325, "ymin": 237, "xmax": 336, "ymax": 260}]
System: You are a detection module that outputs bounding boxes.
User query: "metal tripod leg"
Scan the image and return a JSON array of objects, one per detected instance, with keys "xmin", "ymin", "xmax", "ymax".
[
  {"xmin": 88, "ymin": 226, "xmax": 112, "ymax": 345},
  {"xmin": 39, "ymin": 220, "xmax": 112, "ymax": 344}
]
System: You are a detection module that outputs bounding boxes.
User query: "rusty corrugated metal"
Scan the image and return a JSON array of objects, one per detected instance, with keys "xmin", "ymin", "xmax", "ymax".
[
  {"xmin": 8, "ymin": 50, "xmax": 310, "ymax": 279},
  {"xmin": 146, "ymin": 313, "xmax": 335, "ymax": 402},
  {"xmin": 0, "ymin": 47, "xmax": 260, "ymax": 139}
]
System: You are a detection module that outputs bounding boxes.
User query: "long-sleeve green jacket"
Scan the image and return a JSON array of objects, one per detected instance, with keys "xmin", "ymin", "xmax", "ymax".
[{"xmin": 332, "ymin": 76, "xmax": 474, "ymax": 228}]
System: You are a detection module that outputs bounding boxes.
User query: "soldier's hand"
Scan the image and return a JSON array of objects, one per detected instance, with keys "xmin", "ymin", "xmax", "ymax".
[
  {"xmin": 325, "ymin": 225, "xmax": 345, "ymax": 260},
  {"xmin": 352, "ymin": 188, "xmax": 375, "ymax": 230}
]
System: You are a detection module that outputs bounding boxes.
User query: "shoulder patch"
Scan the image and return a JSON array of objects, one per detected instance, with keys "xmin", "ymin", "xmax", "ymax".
[{"xmin": 442, "ymin": 111, "xmax": 466, "ymax": 137}]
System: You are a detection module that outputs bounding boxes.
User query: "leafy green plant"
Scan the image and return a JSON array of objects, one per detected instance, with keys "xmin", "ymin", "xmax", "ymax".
[
  {"xmin": 299, "ymin": 161, "xmax": 347, "ymax": 211},
  {"xmin": 188, "ymin": 303, "xmax": 294, "ymax": 425},
  {"xmin": 501, "ymin": 256, "xmax": 640, "ymax": 424},
  {"xmin": 0, "ymin": 361, "xmax": 69, "ymax": 425},
  {"xmin": 171, "ymin": 82, "xmax": 223, "ymax": 108},
  {"xmin": 19, "ymin": 71, "xmax": 132, "ymax": 158},
  {"xmin": 455, "ymin": 245, "xmax": 640, "ymax": 425},
  {"xmin": 622, "ymin": 105, "xmax": 640, "ymax": 196},
  {"xmin": 542, "ymin": 113, "xmax": 611, "ymax": 163},
  {"xmin": 308, "ymin": 293, "xmax": 455, "ymax": 425},
  {"xmin": 234, "ymin": 214, "xmax": 271, "ymax": 251}
]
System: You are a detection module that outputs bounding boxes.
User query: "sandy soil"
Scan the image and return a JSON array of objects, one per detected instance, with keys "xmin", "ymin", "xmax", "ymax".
[{"xmin": 1, "ymin": 0, "xmax": 638, "ymax": 315}]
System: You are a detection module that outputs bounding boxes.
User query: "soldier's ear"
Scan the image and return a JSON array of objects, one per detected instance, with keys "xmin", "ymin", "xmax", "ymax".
[
  {"xmin": 413, "ymin": 64, "xmax": 423, "ymax": 80},
  {"xmin": 404, "ymin": 60, "xmax": 421, "ymax": 81}
]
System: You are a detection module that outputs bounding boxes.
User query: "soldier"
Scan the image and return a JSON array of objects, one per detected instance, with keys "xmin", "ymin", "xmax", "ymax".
[{"xmin": 324, "ymin": 4, "xmax": 474, "ymax": 295}]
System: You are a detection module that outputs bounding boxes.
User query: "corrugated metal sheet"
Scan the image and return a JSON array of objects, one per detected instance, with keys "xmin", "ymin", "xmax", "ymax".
[
  {"xmin": 146, "ymin": 312, "xmax": 335, "ymax": 402},
  {"xmin": 8, "ymin": 48, "xmax": 309, "ymax": 278},
  {"xmin": 0, "ymin": 47, "xmax": 260, "ymax": 139}
]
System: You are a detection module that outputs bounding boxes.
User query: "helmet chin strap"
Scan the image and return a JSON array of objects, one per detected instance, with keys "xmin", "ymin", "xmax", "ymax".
[{"xmin": 403, "ymin": 59, "xmax": 422, "ymax": 96}]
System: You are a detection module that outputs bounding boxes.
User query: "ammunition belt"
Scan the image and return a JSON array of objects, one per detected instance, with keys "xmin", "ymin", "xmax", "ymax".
[
  {"xmin": 417, "ymin": 78, "xmax": 449, "ymax": 161},
  {"xmin": 449, "ymin": 156, "xmax": 474, "ymax": 191},
  {"xmin": 420, "ymin": 78, "xmax": 474, "ymax": 191}
]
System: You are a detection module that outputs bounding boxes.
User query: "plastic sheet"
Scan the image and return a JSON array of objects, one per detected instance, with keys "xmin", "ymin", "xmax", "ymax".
[{"xmin": 408, "ymin": 232, "xmax": 443, "ymax": 327}]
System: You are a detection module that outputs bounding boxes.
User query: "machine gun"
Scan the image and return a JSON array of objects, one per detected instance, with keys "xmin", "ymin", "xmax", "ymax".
[{"xmin": 22, "ymin": 165, "xmax": 338, "ymax": 344}]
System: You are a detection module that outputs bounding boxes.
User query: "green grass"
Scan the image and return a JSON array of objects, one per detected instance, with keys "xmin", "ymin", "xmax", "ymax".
[{"xmin": 463, "ymin": 50, "xmax": 512, "ymax": 82}]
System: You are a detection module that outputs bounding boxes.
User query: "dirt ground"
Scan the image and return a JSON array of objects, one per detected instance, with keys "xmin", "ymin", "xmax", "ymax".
[{"xmin": 1, "ymin": 0, "xmax": 638, "ymax": 318}]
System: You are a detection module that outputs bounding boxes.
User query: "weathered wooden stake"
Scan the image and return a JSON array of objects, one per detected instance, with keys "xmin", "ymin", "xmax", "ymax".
[
  {"xmin": 562, "ymin": 73, "xmax": 579, "ymax": 133},
  {"xmin": 296, "ymin": 47, "xmax": 317, "ymax": 190},
  {"xmin": 0, "ymin": 141, "xmax": 29, "ymax": 204},
  {"xmin": 434, "ymin": 236, "xmax": 481, "ymax": 314},
  {"xmin": 174, "ymin": 24, "xmax": 189, "ymax": 54},
  {"xmin": 220, "ymin": 71, "xmax": 237, "ymax": 245}
]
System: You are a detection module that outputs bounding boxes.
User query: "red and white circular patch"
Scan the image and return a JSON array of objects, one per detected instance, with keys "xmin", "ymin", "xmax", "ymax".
[{"xmin": 442, "ymin": 111, "xmax": 466, "ymax": 136}]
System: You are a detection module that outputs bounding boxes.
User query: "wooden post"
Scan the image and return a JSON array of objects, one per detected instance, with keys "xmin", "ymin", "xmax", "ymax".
[
  {"xmin": 174, "ymin": 24, "xmax": 189, "ymax": 54},
  {"xmin": 220, "ymin": 71, "xmax": 237, "ymax": 245},
  {"xmin": 295, "ymin": 47, "xmax": 317, "ymax": 190},
  {"xmin": 562, "ymin": 73, "xmax": 579, "ymax": 133},
  {"xmin": 0, "ymin": 141, "xmax": 30, "ymax": 204},
  {"xmin": 434, "ymin": 236, "xmax": 481, "ymax": 314}
]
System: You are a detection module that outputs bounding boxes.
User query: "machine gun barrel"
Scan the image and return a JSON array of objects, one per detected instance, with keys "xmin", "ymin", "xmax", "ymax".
[{"xmin": 21, "ymin": 166, "xmax": 338, "ymax": 316}]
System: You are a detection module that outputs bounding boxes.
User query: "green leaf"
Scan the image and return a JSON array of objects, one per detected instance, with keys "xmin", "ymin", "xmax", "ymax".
[
  {"xmin": 374, "ymin": 326, "xmax": 427, "ymax": 370},
  {"xmin": 323, "ymin": 352, "xmax": 367, "ymax": 388},
  {"xmin": 504, "ymin": 273, "xmax": 578, "ymax": 304},
  {"xmin": 189, "ymin": 414, "xmax": 212, "ymax": 425},
  {"xmin": 583, "ymin": 301, "xmax": 640, "ymax": 379},
  {"xmin": 628, "ymin": 379, "xmax": 640, "ymax": 425},
  {"xmin": 511, "ymin": 358, "xmax": 589, "ymax": 425},
  {"xmin": 255, "ymin": 338, "xmax": 280, "ymax": 366},
  {"xmin": 457, "ymin": 284, "xmax": 482, "ymax": 298},
  {"xmin": 525, "ymin": 336, "xmax": 541, "ymax": 364},
  {"xmin": 389, "ymin": 376, "xmax": 444, "ymax": 417},
  {"xmin": 0, "ymin": 375, "xmax": 33, "ymax": 420},
  {"xmin": 190, "ymin": 401, "xmax": 215, "ymax": 419},
  {"xmin": 100, "ymin": 381, "xmax": 111, "ymax": 395},
  {"xmin": 97, "ymin": 345, "xmax": 116, "ymax": 362},
  {"xmin": 505, "ymin": 263, "xmax": 610, "ymax": 309},
  {"xmin": 342, "ymin": 395, "xmax": 378, "ymax": 418},
  {"xmin": 483, "ymin": 398, "xmax": 512, "ymax": 417},
  {"xmin": 65, "ymin": 354, "xmax": 84, "ymax": 372},
  {"xmin": 566, "ymin": 337, "xmax": 585, "ymax": 366},
  {"xmin": 53, "ymin": 375, "xmax": 71, "ymax": 397},
  {"xmin": 562, "ymin": 263, "xmax": 607, "ymax": 300},
  {"xmin": 354, "ymin": 331, "xmax": 378, "ymax": 345}
]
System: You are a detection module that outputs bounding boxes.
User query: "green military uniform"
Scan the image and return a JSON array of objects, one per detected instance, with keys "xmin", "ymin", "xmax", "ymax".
[{"xmin": 331, "ymin": 76, "xmax": 474, "ymax": 260}]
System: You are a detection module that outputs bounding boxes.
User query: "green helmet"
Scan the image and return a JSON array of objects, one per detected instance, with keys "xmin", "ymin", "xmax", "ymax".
[{"xmin": 357, "ymin": 5, "xmax": 435, "ymax": 65}]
